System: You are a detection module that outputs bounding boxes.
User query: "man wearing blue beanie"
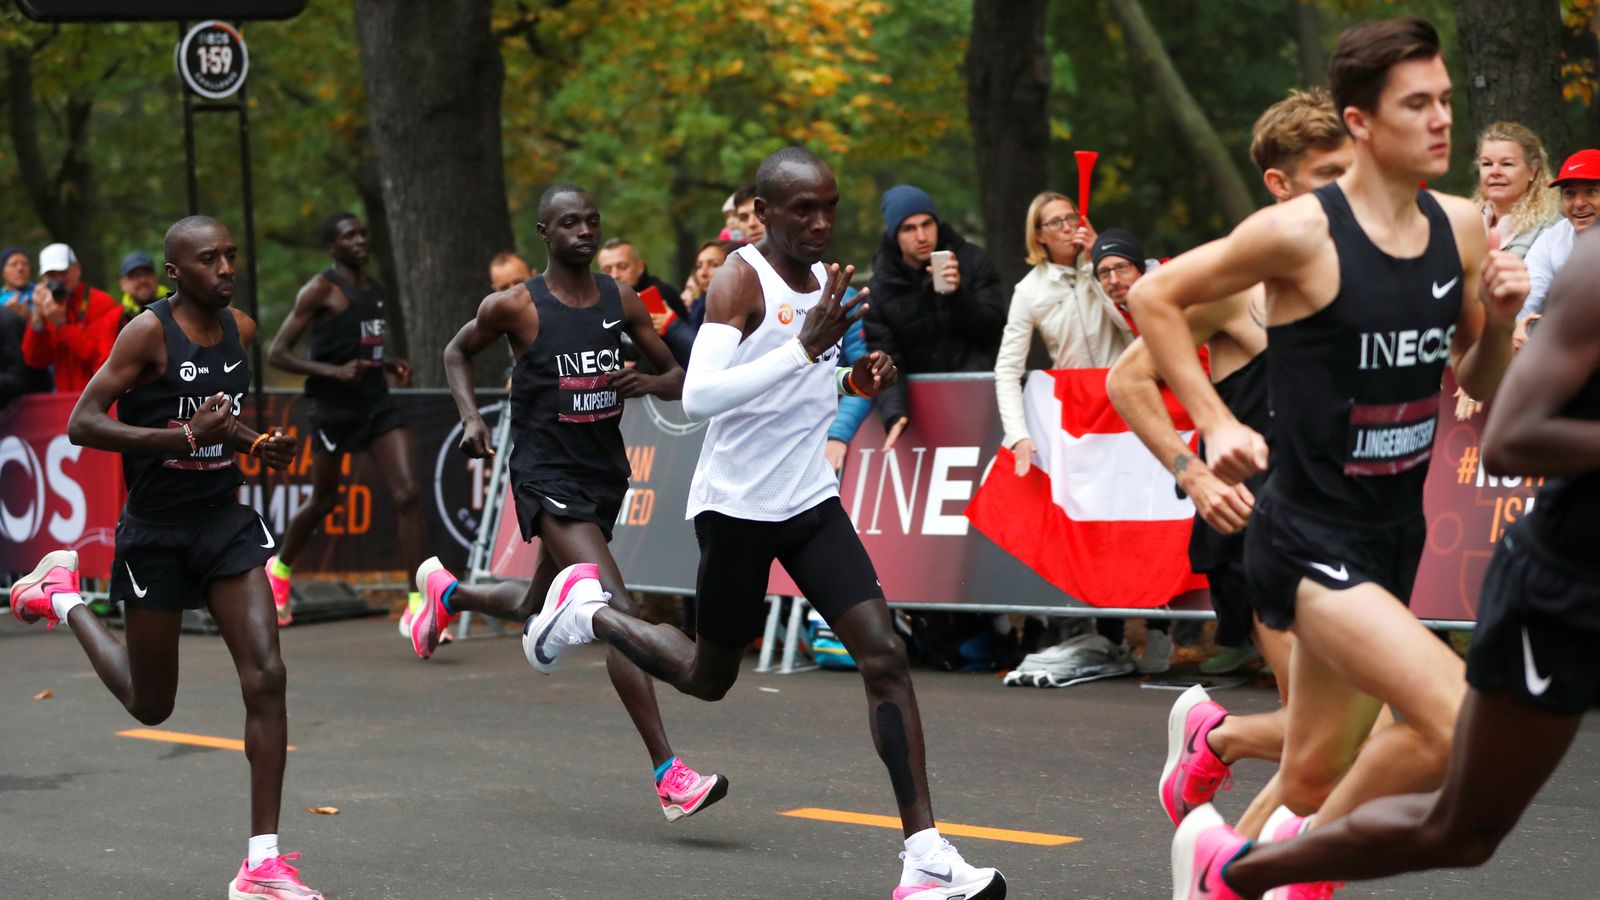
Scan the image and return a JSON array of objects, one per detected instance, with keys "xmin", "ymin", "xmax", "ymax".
[{"xmin": 865, "ymin": 184, "xmax": 1005, "ymax": 447}]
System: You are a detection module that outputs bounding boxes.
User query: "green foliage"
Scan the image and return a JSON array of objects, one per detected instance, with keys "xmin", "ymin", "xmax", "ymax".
[
  {"xmin": 496, "ymin": 0, "xmax": 976, "ymax": 275},
  {"xmin": 0, "ymin": 0, "xmax": 1589, "ymax": 342},
  {"xmin": 1045, "ymin": 0, "xmax": 1473, "ymax": 256},
  {"xmin": 0, "ymin": 5, "xmax": 372, "ymax": 360}
]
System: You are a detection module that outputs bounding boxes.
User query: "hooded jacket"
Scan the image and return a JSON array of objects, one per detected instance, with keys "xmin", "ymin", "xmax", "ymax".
[{"xmin": 863, "ymin": 224, "xmax": 1005, "ymax": 425}]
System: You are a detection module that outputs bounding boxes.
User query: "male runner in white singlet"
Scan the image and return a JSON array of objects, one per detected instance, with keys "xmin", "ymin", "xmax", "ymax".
[{"xmin": 516, "ymin": 148, "xmax": 1005, "ymax": 899}]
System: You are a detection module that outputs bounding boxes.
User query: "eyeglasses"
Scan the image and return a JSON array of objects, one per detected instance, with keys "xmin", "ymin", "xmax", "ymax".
[
  {"xmin": 1095, "ymin": 262, "xmax": 1137, "ymax": 282},
  {"xmin": 1037, "ymin": 215, "xmax": 1080, "ymax": 233}
]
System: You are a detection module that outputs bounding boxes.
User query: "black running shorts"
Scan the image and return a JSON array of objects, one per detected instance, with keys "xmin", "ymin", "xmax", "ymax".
[
  {"xmin": 1467, "ymin": 519, "xmax": 1600, "ymax": 716},
  {"xmin": 514, "ymin": 477, "xmax": 628, "ymax": 543},
  {"xmin": 109, "ymin": 503, "xmax": 276, "ymax": 611},
  {"xmin": 1243, "ymin": 489, "xmax": 1426, "ymax": 631},
  {"xmin": 307, "ymin": 395, "xmax": 404, "ymax": 455},
  {"xmin": 693, "ymin": 497, "xmax": 882, "ymax": 650}
]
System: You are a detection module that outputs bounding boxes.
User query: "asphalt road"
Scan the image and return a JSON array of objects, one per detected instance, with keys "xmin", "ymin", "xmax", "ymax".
[{"xmin": 3, "ymin": 615, "xmax": 1599, "ymax": 899}]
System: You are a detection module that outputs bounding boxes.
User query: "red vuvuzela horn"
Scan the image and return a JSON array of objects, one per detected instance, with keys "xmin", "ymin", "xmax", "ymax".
[{"xmin": 1075, "ymin": 150, "xmax": 1099, "ymax": 220}]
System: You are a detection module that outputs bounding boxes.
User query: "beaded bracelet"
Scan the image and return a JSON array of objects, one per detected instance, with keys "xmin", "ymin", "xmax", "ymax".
[
  {"xmin": 248, "ymin": 433, "xmax": 270, "ymax": 457},
  {"xmin": 181, "ymin": 422, "xmax": 198, "ymax": 453}
]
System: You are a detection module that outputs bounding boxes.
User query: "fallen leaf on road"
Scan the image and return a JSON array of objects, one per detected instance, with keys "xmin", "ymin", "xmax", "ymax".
[
  {"xmin": 307, "ymin": 806, "xmax": 339, "ymax": 815},
  {"xmin": 32, "ymin": 690, "xmax": 52, "ymax": 701}
]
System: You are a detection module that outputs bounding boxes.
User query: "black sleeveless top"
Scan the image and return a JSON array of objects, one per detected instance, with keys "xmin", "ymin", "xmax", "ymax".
[
  {"xmin": 1191, "ymin": 353, "xmax": 1270, "ymax": 571},
  {"xmin": 118, "ymin": 298, "xmax": 251, "ymax": 521},
  {"xmin": 304, "ymin": 268, "xmax": 388, "ymax": 407},
  {"xmin": 1264, "ymin": 184, "xmax": 1463, "ymax": 522},
  {"xmin": 509, "ymin": 274, "xmax": 631, "ymax": 485},
  {"xmin": 1527, "ymin": 367, "xmax": 1600, "ymax": 562}
]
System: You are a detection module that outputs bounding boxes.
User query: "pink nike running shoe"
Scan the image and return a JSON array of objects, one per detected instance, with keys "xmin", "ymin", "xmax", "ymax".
[
  {"xmin": 1160, "ymin": 684, "xmax": 1232, "ymax": 826},
  {"xmin": 228, "ymin": 852, "xmax": 324, "ymax": 899},
  {"xmin": 411, "ymin": 557, "xmax": 458, "ymax": 659},
  {"xmin": 656, "ymin": 758, "xmax": 730, "ymax": 822},
  {"xmin": 10, "ymin": 549, "xmax": 78, "ymax": 630},
  {"xmin": 1171, "ymin": 804, "xmax": 1247, "ymax": 900}
]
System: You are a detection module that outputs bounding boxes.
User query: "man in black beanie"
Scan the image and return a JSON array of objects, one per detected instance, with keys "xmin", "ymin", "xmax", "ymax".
[
  {"xmin": 1090, "ymin": 228, "xmax": 1150, "ymax": 309},
  {"xmin": 865, "ymin": 184, "xmax": 1005, "ymax": 448}
]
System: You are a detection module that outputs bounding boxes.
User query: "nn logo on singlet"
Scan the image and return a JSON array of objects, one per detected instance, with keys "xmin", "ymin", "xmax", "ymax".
[
  {"xmin": 179, "ymin": 360, "xmax": 210, "ymax": 382},
  {"xmin": 1358, "ymin": 325, "xmax": 1455, "ymax": 371},
  {"xmin": 555, "ymin": 349, "xmax": 623, "ymax": 378}
]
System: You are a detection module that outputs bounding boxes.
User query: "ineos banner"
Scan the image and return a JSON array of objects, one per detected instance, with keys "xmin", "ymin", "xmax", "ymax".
[
  {"xmin": 0, "ymin": 378, "xmax": 1526, "ymax": 622},
  {"xmin": 1412, "ymin": 370, "xmax": 1536, "ymax": 622}
]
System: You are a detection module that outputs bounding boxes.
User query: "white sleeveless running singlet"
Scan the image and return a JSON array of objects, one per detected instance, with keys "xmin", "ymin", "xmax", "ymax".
[{"xmin": 686, "ymin": 245, "xmax": 841, "ymax": 521}]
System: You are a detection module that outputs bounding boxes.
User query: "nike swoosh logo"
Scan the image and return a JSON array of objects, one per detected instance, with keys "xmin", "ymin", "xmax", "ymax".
[
  {"xmin": 1522, "ymin": 626, "xmax": 1552, "ymax": 697},
  {"xmin": 1198, "ymin": 849, "xmax": 1218, "ymax": 894},
  {"xmin": 535, "ymin": 595, "xmax": 569, "ymax": 664},
  {"xmin": 126, "ymin": 562, "xmax": 148, "ymax": 598},
  {"xmin": 545, "ymin": 497, "xmax": 569, "ymax": 510},
  {"xmin": 223, "ymin": 360, "xmax": 243, "ymax": 372},
  {"xmin": 916, "ymin": 865, "xmax": 953, "ymax": 882},
  {"xmin": 318, "ymin": 430, "xmax": 337, "ymax": 453},
  {"xmin": 1308, "ymin": 561, "xmax": 1349, "ymax": 582},
  {"xmin": 602, "ymin": 318, "xmax": 622, "ymax": 329},
  {"xmin": 1432, "ymin": 277, "xmax": 1459, "ymax": 299},
  {"xmin": 258, "ymin": 518, "xmax": 276, "ymax": 550}
]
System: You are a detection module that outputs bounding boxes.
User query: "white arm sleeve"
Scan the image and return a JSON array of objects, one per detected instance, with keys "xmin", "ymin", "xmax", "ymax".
[{"xmin": 681, "ymin": 322, "xmax": 812, "ymax": 421}]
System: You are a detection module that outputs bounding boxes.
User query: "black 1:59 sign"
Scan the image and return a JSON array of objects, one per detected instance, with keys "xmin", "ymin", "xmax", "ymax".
[{"xmin": 175, "ymin": 20, "xmax": 250, "ymax": 100}]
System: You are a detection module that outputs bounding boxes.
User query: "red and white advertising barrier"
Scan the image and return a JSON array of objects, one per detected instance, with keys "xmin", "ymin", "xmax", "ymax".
[
  {"xmin": 0, "ymin": 374, "xmax": 1530, "ymax": 622},
  {"xmin": 0, "ymin": 394, "xmax": 122, "ymax": 579}
]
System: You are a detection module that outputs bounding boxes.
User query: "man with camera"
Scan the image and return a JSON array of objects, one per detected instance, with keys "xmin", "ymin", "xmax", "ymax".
[{"xmin": 21, "ymin": 242, "xmax": 120, "ymax": 392}]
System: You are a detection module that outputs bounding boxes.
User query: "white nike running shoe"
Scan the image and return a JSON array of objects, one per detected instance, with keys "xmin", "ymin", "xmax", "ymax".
[
  {"xmin": 522, "ymin": 562, "xmax": 609, "ymax": 674},
  {"xmin": 894, "ymin": 838, "xmax": 1007, "ymax": 899}
]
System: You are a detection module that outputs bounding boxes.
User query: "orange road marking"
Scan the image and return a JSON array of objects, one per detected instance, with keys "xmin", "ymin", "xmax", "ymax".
[
  {"xmin": 117, "ymin": 729, "xmax": 296, "ymax": 752},
  {"xmin": 780, "ymin": 808, "xmax": 1079, "ymax": 846}
]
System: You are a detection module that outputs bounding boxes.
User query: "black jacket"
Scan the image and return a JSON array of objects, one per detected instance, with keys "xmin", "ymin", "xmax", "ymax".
[
  {"xmin": 0, "ymin": 306, "xmax": 50, "ymax": 407},
  {"xmin": 863, "ymin": 224, "xmax": 1005, "ymax": 424}
]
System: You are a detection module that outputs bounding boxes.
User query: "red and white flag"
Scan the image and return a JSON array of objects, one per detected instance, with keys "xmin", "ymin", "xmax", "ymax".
[{"xmin": 965, "ymin": 369, "xmax": 1207, "ymax": 608}]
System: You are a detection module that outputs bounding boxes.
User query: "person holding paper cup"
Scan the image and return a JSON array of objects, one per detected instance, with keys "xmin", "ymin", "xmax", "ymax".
[{"xmin": 864, "ymin": 184, "xmax": 1006, "ymax": 450}]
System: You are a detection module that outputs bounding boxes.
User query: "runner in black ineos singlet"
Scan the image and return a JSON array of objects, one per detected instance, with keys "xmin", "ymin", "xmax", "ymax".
[
  {"xmin": 263, "ymin": 212, "xmax": 425, "ymax": 629},
  {"xmin": 1244, "ymin": 182, "xmax": 1464, "ymax": 628},
  {"xmin": 7, "ymin": 216, "xmax": 323, "ymax": 898}
]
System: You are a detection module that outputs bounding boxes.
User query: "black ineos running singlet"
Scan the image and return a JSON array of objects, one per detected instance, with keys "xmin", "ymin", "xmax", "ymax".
[
  {"xmin": 117, "ymin": 298, "xmax": 251, "ymax": 519},
  {"xmin": 304, "ymin": 268, "xmax": 387, "ymax": 406},
  {"xmin": 1265, "ymin": 184, "xmax": 1463, "ymax": 521},
  {"xmin": 509, "ymin": 274, "xmax": 631, "ymax": 484},
  {"xmin": 1527, "ymin": 369, "xmax": 1600, "ymax": 559}
]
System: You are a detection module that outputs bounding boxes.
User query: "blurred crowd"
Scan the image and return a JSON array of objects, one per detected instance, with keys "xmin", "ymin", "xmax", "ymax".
[{"xmin": 0, "ymin": 243, "xmax": 167, "ymax": 405}]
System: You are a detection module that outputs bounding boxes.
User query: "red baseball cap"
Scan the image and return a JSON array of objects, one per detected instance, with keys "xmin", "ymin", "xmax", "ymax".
[{"xmin": 1550, "ymin": 148, "xmax": 1600, "ymax": 186}]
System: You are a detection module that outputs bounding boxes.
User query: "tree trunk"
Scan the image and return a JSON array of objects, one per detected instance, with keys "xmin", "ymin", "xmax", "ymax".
[
  {"xmin": 352, "ymin": 152, "xmax": 407, "ymax": 360},
  {"xmin": 1291, "ymin": 0, "xmax": 1326, "ymax": 88},
  {"xmin": 6, "ymin": 47, "xmax": 104, "ymax": 285},
  {"xmin": 1455, "ymin": 0, "xmax": 1569, "ymax": 157},
  {"xmin": 965, "ymin": 0, "xmax": 1051, "ymax": 290},
  {"xmin": 352, "ymin": 0, "xmax": 515, "ymax": 388},
  {"xmin": 1106, "ymin": 0, "xmax": 1256, "ymax": 226}
]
